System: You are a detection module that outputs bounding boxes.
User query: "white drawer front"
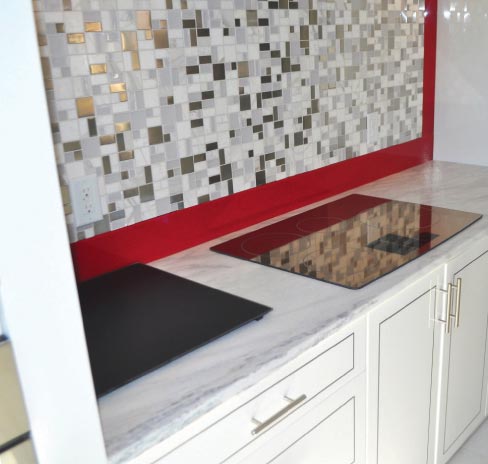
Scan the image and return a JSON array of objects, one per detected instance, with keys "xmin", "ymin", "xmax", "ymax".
[
  {"xmin": 267, "ymin": 398, "xmax": 355, "ymax": 464},
  {"xmin": 228, "ymin": 373, "xmax": 364, "ymax": 464},
  {"xmin": 159, "ymin": 333, "xmax": 356, "ymax": 464}
]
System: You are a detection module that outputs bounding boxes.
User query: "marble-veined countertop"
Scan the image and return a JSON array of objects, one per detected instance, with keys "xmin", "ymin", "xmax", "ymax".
[{"xmin": 98, "ymin": 161, "xmax": 488, "ymax": 463}]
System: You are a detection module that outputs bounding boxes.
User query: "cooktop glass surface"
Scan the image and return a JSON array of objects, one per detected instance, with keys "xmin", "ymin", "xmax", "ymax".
[{"xmin": 211, "ymin": 194, "xmax": 482, "ymax": 289}]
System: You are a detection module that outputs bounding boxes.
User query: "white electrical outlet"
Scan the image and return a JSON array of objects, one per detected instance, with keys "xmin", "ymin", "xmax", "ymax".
[
  {"xmin": 69, "ymin": 175, "xmax": 103, "ymax": 227},
  {"xmin": 367, "ymin": 112, "xmax": 380, "ymax": 145}
]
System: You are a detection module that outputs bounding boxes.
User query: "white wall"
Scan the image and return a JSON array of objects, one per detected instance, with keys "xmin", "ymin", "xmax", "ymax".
[
  {"xmin": 434, "ymin": 0, "xmax": 488, "ymax": 166},
  {"xmin": 0, "ymin": 2, "xmax": 107, "ymax": 463}
]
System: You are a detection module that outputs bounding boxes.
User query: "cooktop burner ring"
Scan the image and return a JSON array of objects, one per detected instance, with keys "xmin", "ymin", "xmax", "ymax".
[{"xmin": 295, "ymin": 216, "xmax": 347, "ymax": 234}]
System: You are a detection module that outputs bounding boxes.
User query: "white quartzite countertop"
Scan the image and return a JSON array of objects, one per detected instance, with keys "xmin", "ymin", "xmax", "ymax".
[{"xmin": 99, "ymin": 161, "xmax": 488, "ymax": 463}]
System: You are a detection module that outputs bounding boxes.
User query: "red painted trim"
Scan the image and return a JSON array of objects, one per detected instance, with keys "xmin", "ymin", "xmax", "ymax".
[
  {"xmin": 72, "ymin": 1, "xmax": 437, "ymax": 282},
  {"xmin": 423, "ymin": 0, "xmax": 438, "ymax": 156}
]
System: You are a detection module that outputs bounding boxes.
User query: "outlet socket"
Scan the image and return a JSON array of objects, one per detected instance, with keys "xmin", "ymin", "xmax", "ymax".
[{"xmin": 69, "ymin": 175, "xmax": 103, "ymax": 227}]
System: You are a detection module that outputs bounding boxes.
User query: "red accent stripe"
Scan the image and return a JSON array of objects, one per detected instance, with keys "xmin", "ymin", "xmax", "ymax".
[
  {"xmin": 72, "ymin": 1, "xmax": 437, "ymax": 282},
  {"xmin": 422, "ymin": 0, "xmax": 438, "ymax": 156}
]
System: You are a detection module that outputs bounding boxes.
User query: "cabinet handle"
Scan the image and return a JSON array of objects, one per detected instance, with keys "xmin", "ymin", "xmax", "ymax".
[
  {"xmin": 438, "ymin": 283, "xmax": 453, "ymax": 334},
  {"xmin": 446, "ymin": 283, "xmax": 453, "ymax": 334},
  {"xmin": 454, "ymin": 277, "xmax": 462, "ymax": 328},
  {"xmin": 251, "ymin": 394, "xmax": 307, "ymax": 436}
]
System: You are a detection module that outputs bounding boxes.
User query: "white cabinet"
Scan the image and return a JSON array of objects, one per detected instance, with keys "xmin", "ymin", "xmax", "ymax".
[
  {"xmin": 367, "ymin": 239, "xmax": 488, "ymax": 464},
  {"xmin": 435, "ymin": 246, "xmax": 488, "ymax": 464},
  {"xmin": 367, "ymin": 268, "xmax": 442, "ymax": 464}
]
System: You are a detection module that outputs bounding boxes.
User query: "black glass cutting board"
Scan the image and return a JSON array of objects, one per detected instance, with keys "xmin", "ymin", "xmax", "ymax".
[{"xmin": 78, "ymin": 264, "xmax": 272, "ymax": 397}]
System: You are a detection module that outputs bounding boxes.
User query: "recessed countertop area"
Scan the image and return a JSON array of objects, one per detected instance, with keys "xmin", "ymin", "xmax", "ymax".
[{"xmin": 98, "ymin": 161, "xmax": 488, "ymax": 464}]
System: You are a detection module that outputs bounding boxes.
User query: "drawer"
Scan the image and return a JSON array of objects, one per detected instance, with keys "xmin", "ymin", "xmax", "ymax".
[
  {"xmin": 268, "ymin": 398, "xmax": 355, "ymax": 464},
  {"xmin": 229, "ymin": 373, "xmax": 364, "ymax": 464},
  {"xmin": 159, "ymin": 329, "xmax": 359, "ymax": 464},
  {"xmin": 0, "ymin": 338, "xmax": 30, "ymax": 447}
]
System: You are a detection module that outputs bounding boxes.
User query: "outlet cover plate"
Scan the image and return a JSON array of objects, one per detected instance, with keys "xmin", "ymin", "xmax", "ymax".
[{"xmin": 69, "ymin": 175, "xmax": 103, "ymax": 227}]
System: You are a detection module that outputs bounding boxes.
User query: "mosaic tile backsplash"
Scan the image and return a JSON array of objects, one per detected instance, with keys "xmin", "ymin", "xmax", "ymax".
[{"xmin": 33, "ymin": 0, "xmax": 425, "ymax": 242}]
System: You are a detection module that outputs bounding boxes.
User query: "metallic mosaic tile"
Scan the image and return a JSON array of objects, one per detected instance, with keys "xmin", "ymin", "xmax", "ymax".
[
  {"xmin": 67, "ymin": 33, "xmax": 85, "ymax": 44},
  {"xmin": 136, "ymin": 11, "xmax": 151, "ymax": 30},
  {"xmin": 35, "ymin": 0, "xmax": 425, "ymax": 242},
  {"xmin": 75, "ymin": 97, "xmax": 94, "ymax": 118},
  {"xmin": 89, "ymin": 63, "xmax": 107, "ymax": 75},
  {"xmin": 153, "ymin": 29, "xmax": 169, "ymax": 49},
  {"xmin": 115, "ymin": 122, "xmax": 131, "ymax": 133},
  {"xmin": 84, "ymin": 22, "xmax": 102, "ymax": 32},
  {"xmin": 109, "ymin": 83, "xmax": 126, "ymax": 93},
  {"xmin": 131, "ymin": 51, "xmax": 140, "ymax": 70},
  {"xmin": 121, "ymin": 31, "xmax": 138, "ymax": 51},
  {"xmin": 38, "ymin": 34, "xmax": 48, "ymax": 46},
  {"xmin": 87, "ymin": 118, "xmax": 97, "ymax": 136},
  {"xmin": 148, "ymin": 126, "xmax": 163, "ymax": 145},
  {"xmin": 119, "ymin": 151, "xmax": 134, "ymax": 161},
  {"xmin": 99, "ymin": 135, "xmax": 115, "ymax": 145},
  {"xmin": 139, "ymin": 184, "xmax": 155, "ymax": 203},
  {"xmin": 63, "ymin": 141, "xmax": 81, "ymax": 152}
]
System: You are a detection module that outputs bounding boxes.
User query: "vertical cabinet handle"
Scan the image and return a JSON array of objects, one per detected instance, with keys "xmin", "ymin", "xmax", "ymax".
[
  {"xmin": 446, "ymin": 283, "xmax": 453, "ymax": 334},
  {"xmin": 454, "ymin": 277, "xmax": 462, "ymax": 328},
  {"xmin": 438, "ymin": 278, "xmax": 462, "ymax": 334},
  {"xmin": 438, "ymin": 283, "xmax": 453, "ymax": 334}
]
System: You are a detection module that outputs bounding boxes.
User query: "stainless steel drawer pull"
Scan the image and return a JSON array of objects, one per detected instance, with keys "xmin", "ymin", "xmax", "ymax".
[{"xmin": 251, "ymin": 394, "xmax": 307, "ymax": 436}]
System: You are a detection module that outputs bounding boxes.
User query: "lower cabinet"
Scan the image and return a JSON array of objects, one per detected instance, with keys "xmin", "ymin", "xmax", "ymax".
[
  {"xmin": 367, "ymin": 268, "xmax": 441, "ymax": 464},
  {"xmin": 436, "ymin": 248, "xmax": 488, "ymax": 464},
  {"xmin": 367, "ymin": 240, "xmax": 488, "ymax": 464}
]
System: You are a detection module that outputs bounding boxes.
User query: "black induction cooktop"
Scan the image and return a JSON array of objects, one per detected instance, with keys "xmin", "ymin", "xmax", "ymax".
[
  {"xmin": 211, "ymin": 194, "xmax": 482, "ymax": 289},
  {"xmin": 78, "ymin": 264, "xmax": 272, "ymax": 397}
]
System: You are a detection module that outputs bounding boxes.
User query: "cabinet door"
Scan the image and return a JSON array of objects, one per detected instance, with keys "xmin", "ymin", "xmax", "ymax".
[
  {"xmin": 437, "ymin": 248, "xmax": 488, "ymax": 463},
  {"xmin": 367, "ymin": 269, "xmax": 442, "ymax": 464}
]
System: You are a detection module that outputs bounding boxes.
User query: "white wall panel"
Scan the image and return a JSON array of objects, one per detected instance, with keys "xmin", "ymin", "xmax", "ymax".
[
  {"xmin": 0, "ymin": 2, "xmax": 107, "ymax": 463},
  {"xmin": 434, "ymin": 1, "xmax": 488, "ymax": 166}
]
